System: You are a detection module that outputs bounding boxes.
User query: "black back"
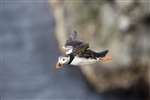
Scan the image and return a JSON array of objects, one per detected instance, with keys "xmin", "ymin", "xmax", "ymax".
[{"xmin": 78, "ymin": 49, "xmax": 109, "ymax": 59}]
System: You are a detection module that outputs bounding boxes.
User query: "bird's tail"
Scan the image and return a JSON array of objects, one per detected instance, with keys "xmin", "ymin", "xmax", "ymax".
[
  {"xmin": 97, "ymin": 50, "xmax": 112, "ymax": 62},
  {"xmin": 96, "ymin": 50, "xmax": 109, "ymax": 57}
]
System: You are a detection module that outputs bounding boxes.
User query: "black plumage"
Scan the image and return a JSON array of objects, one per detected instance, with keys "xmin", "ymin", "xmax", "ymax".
[
  {"xmin": 65, "ymin": 31, "xmax": 89, "ymax": 56},
  {"xmin": 65, "ymin": 31, "xmax": 109, "ymax": 59},
  {"xmin": 78, "ymin": 49, "xmax": 109, "ymax": 59}
]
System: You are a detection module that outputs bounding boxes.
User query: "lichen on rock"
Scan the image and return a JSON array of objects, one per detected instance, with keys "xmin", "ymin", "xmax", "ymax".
[{"xmin": 49, "ymin": 0, "xmax": 150, "ymax": 98}]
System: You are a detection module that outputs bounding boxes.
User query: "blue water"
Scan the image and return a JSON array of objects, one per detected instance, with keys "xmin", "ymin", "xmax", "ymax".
[{"xmin": 0, "ymin": 1, "xmax": 100, "ymax": 100}]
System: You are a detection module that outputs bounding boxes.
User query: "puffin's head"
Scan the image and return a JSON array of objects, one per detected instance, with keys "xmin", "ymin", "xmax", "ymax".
[
  {"xmin": 63, "ymin": 46, "xmax": 73, "ymax": 55},
  {"xmin": 56, "ymin": 56, "xmax": 70, "ymax": 69}
]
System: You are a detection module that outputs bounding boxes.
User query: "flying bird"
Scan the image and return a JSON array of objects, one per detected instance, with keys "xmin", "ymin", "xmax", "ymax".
[
  {"xmin": 56, "ymin": 49, "xmax": 112, "ymax": 69},
  {"xmin": 56, "ymin": 31, "xmax": 112, "ymax": 69},
  {"xmin": 63, "ymin": 31, "xmax": 89, "ymax": 55}
]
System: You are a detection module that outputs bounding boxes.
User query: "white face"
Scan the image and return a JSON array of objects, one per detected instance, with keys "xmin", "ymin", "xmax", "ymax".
[
  {"xmin": 58, "ymin": 56, "xmax": 70, "ymax": 65},
  {"xmin": 63, "ymin": 46, "xmax": 73, "ymax": 55}
]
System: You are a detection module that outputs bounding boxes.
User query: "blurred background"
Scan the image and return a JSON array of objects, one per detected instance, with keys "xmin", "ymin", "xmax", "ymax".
[{"xmin": 0, "ymin": 0, "xmax": 149, "ymax": 100}]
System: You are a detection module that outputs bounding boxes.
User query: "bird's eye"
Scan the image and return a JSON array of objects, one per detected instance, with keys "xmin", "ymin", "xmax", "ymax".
[{"xmin": 62, "ymin": 59, "xmax": 65, "ymax": 61}]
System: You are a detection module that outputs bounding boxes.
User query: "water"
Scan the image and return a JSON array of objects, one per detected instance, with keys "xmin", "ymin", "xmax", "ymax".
[{"xmin": 0, "ymin": 1, "xmax": 144, "ymax": 100}]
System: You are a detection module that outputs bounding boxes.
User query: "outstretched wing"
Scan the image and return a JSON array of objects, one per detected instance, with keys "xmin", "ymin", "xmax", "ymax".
[
  {"xmin": 64, "ymin": 30, "xmax": 90, "ymax": 55},
  {"xmin": 65, "ymin": 30, "xmax": 79, "ymax": 47},
  {"xmin": 68, "ymin": 30, "xmax": 77, "ymax": 41},
  {"xmin": 65, "ymin": 30, "xmax": 89, "ymax": 48},
  {"xmin": 73, "ymin": 43, "xmax": 89, "ymax": 56}
]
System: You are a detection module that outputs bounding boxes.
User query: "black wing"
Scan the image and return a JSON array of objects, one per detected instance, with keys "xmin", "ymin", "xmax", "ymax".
[
  {"xmin": 65, "ymin": 31, "xmax": 79, "ymax": 47},
  {"xmin": 96, "ymin": 50, "xmax": 109, "ymax": 57},
  {"xmin": 72, "ymin": 43, "xmax": 89, "ymax": 55},
  {"xmin": 78, "ymin": 49, "xmax": 109, "ymax": 59},
  {"xmin": 68, "ymin": 30, "xmax": 77, "ymax": 41},
  {"xmin": 64, "ymin": 31, "xmax": 89, "ymax": 56},
  {"xmin": 65, "ymin": 31, "xmax": 89, "ymax": 48}
]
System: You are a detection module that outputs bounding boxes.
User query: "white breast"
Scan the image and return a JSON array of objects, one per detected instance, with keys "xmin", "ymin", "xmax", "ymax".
[{"xmin": 70, "ymin": 56, "xmax": 97, "ymax": 66}]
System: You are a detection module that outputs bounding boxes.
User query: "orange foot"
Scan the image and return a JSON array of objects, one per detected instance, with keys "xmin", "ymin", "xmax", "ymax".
[{"xmin": 98, "ymin": 54, "xmax": 112, "ymax": 62}]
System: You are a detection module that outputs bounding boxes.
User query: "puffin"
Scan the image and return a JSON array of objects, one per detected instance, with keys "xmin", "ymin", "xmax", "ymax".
[
  {"xmin": 56, "ymin": 31, "xmax": 112, "ymax": 69},
  {"xmin": 56, "ymin": 49, "xmax": 112, "ymax": 69}
]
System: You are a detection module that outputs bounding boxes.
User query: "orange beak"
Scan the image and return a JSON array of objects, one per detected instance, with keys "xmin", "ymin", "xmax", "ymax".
[{"xmin": 55, "ymin": 62, "xmax": 63, "ymax": 69}]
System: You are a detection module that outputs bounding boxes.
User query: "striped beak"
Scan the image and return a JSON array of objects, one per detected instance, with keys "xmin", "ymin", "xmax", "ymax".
[{"xmin": 55, "ymin": 62, "xmax": 63, "ymax": 69}]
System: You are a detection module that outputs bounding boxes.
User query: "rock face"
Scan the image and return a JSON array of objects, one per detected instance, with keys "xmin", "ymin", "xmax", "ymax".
[{"xmin": 49, "ymin": 0, "xmax": 150, "ymax": 98}]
